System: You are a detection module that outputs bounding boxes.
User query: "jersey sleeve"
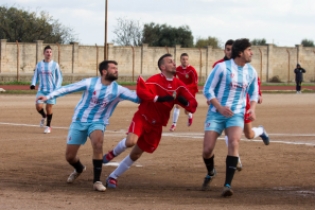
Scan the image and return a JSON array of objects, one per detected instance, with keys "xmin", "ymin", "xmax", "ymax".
[
  {"xmin": 118, "ymin": 86, "xmax": 140, "ymax": 103},
  {"xmin": 136, "ymin": 76, "xmax": 157, "ymax": 102},
  {"xmin": 176, "ymin": 80, "xmax": 198, "ymax": 113},
  {"xmin": 54, "ymin": 63, "xmax": 63, "ymax": 89},
  {"xmin": 203, "ymin": 64, "xmax": 223, "ymax": 101},
  {"xmin": 248, "ymin": 71, "xmax": 259, "ymax": 102},
  {"xmin": 46, "ymin": 79, "xmax": 87, "ymax": 100},
  {"xmin": 31, "ymin": 64, "xmax": 39, "ymax": 86}
]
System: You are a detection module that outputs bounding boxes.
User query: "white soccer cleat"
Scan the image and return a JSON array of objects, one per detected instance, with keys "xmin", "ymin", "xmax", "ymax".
[
  {"xmin": 67, "ymin": 166, "xmax": 86, "ymax": 183},
  {"xmin": 40, "ymin": 118, "xmax": 46, "ymax": 127},
  {"xmin": 93, "ymin": 181, "xmax": 106, "ymax": 192},
  {"xmin": 44, "ymin": 126, "xmax": 51, "ymax": 134}
]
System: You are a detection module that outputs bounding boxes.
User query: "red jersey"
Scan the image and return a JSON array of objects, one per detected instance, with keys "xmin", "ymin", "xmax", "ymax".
[
  {"xmin": 175, "ymin": 65, "xmax": 198, "ymax": 95},
  {"xmin": 136, "ymin": 74, "xmax": 198, "ymax": 126},
  {"xmin": 212, "ymin": 58, "xmax": 225, "ymax": 68}
]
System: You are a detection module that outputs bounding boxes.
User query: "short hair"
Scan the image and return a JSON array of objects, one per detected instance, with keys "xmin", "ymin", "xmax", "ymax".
[
  {"xmin": 99, "ymin": 60, "xmax": 118, "ymax": 75},
  {"xmin": 225, "ymin": 39, "xmax": 234, "ymax": 47},
  {"xmin": 231, "ymin": 38, "xmax": 251, "ymax": 59},
  {"xmin": 180, "ymin": 53, "xmax": 188, "ymax": 58},
  {"xmin": 158, "ymin": 53, "xmax": 172, "ymax": 70},
  {"xmin": 43, "ymin": 45, "xmax": 52, "ymax": 52}
]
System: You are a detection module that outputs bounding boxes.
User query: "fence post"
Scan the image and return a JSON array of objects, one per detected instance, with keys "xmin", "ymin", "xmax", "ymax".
[
  {"xmin": 258, "ymin": 48, "xmax": 263, "ymax": 80},
  {"xmin": 131, "ymin": 46, "xmax": 135, "ymax": 82},
  {"xmin": 0, "ymin": 39, "xmax": 7, "ymax": 73},
  {"xmin": 198, "ymin": 48, "xmax": 203, "ymax": 82},
  {"xmin": 95, "ymin": 44, "xmax": 99, "ymax": 76},
  {"xmin": 286, "ymin": 49, "xmax": 290, "ymax": 83},
  {"xmin": 16, "ymin": 40, "xmax": 20, "ymax": 82}
]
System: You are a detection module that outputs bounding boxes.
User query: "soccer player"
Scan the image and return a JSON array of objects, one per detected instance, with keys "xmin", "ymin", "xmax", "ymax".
[
  {"xmin": 36, "ymin": 60, "xmax": 139, "ymax": 192},
  {"xmin": 30, "ymin": 45, "xmax": 63, "ymax": 134},
  {"xmin": 103, "ymin": 53, "xmax": 198, "ymax": 189},
  {"xmin": 169, "ymin": 53, "xmax": 198, "ymax": 131},
  {"xmin": 202, "ymin": 38, "xmax": 259, "ymax": 197},
  {"xmin": 213, "ymin": 40, "xmax": 269, "ymax": 172}
]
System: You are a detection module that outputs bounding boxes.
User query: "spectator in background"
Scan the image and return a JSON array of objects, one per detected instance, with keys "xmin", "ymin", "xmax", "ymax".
[{"xmin": 294, "ymin": 64, "xmax": 306, "ymax": 94}]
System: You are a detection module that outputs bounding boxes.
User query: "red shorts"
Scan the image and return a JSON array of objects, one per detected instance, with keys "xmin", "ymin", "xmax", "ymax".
[{"xmin": 128, "ymin": 112, "xmax": 162, "ymax": 153}]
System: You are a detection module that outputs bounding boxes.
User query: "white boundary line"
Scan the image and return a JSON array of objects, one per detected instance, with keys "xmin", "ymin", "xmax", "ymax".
[{"xmin": 1, "ymin": 121, "xmax": 315, "ymax": 146}]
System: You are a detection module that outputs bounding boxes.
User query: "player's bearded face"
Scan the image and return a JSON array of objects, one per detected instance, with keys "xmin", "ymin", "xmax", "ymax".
[{"xmin": 105, "ymin": 71, "xmax": 118, "ymax": 81}]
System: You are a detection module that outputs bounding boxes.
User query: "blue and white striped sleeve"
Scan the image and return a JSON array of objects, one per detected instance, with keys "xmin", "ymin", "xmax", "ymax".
[
  {"xmin": 46, "ymin": 79, "xmax": 87, "ymax": 100},
  {"xmin": 55, "ymin": 63, "xmax": 63, "ymax": 89},
  {"xmin": 118, "ymin": 86, "xmax": 140, "ymax": 103},
  {"xmin": 31, "ymin": 64, "xmax": 39, "ymax": 86},
  {"xmin": 203, "ymin": 65, "xmax": 222, "ymax": 101},
  {"xmin": 247, "ymin": 69, "xmax": 259, "ymax": 102}
]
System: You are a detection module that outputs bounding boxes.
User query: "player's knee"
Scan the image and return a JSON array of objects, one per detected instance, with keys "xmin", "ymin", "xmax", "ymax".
[
  {"xmin": 65, "ymin": 153, "xmax": 76, "ymax": 163},
  {"xmin": 203, "ymin": 147, "xmax": 214, "ymax": 158},
  {"xmin": 126, "ymin": 135, "xmax": 138, "ymax": 147},
  {"xmin": 228, "ymin": 138, "xmax": 240, "ymax": 148}
]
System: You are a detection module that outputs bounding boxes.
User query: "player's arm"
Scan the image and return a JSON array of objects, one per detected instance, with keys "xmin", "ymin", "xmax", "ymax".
[
  {"xmin": 247, "ymin": 71, "xmax": 259, "ymax": 121},
  {"xmin": 118, "ymin": 86, "xmax": 140, "ymax": 103},
  {"xmin": 136, "ymin": 76, "xmax": 174, "ymax": 103},
  {"xmin": 302, "ymin": 68, "xmax": 306, "ymax": 73},
  {"xmin": 38, "ymin": 79, "xmax": 87, "ymax": 102},
  {"xmin": 257, "ymin": 77, "xmax": 262, "ymax": 104},
  {"xmin": 203, "ymin": 65, "xmax": 222, "ymax": 103},
  {"xmin": 55, "ymin": 63, "xmax": 63, "ymax": 89},
  {"xmin": 30, "ymin": 64, "xmax": 39, "ymax": 89},
  {"xmin": 176, "ymin": 81, "xmax": 198, "ymax": 113}
]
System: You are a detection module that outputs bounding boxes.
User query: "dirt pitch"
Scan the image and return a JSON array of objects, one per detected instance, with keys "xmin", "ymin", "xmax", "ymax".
[{"xmin": 0, "ymin": 93, "xmax": 315, "ymax": 210}]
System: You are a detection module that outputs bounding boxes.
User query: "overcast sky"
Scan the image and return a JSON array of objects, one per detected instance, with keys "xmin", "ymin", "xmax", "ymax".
[{"xmin": 2, "ymin": 0, "xmax": 315, "ymax": 47}]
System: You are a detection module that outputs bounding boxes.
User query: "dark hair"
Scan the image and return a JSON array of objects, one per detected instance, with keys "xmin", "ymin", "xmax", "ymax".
[
  {"xmin": 158, "ymin": 53, "xmax": 172, "ymax": 70},
  {"xmin": 225, "ymin": 39, "xmax": 234, "ymax": 47},
  {"xmin": 180, "ymin": 53, "xmax": 188, "ymax": 58},
  {"xmin": 231, "ymin": 38, "xmax": 251, "ymax": 59},
  {"xmin": 43, "ymin": 45, "xmax": 52, "ymax": 52},
  {"xmin": 99, "ymin": 60, "xmax": 118, "ymax": 75}
]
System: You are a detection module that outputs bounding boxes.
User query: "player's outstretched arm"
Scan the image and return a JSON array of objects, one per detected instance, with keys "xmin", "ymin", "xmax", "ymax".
[{"xmin": 45, "ymin": 79, "xmax": 87, "ymax": 100}]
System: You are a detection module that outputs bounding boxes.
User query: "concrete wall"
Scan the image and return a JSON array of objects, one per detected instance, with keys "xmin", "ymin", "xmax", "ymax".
[{"xmin": 1, "ymin": 39, "xmax": 315, "ymax": 83}]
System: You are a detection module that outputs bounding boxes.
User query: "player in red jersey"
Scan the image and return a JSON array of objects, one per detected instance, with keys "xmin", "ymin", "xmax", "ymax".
[
  {"xmin": 103, "ymin": 53, "xmax": 198, "ymax": 188},
  {"xmin": 210, "ymin": 39, "xmax": 269, "ymax": 173},
  {"xmin": 170, "ymin": 53, "xmax": 198, "ymax": 131}
]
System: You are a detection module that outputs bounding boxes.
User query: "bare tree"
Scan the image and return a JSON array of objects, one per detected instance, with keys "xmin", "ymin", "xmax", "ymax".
[{"xmin": 112, "ymin": 17, "xmax": 143, "ymax": 46}]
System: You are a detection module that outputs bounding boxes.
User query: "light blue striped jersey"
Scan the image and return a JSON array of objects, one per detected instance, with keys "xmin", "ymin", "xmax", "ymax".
[
  {"xmin": 31, "ymin": 60, "xmax": 63, "ymax": 92},
  {"xmin": 46, "ymin": 77, "xmax": 140, "ymax": 124},
  {"xmin": 203, "ymin": 59, "xmax": 259, "ymax": 114}
]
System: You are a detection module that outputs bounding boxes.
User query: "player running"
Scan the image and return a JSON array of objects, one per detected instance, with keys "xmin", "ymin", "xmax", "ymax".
[
  {"xmin": 169, "ymin": 53, "xmax": 198, "ymax": 131},
  {"xmin": 212, "ymin": 39, "xmax": 269, "ymax": 172},
  {"xmin": 102, "ymin": 53, "xmax": 198, "ymax": 189},
  {"xmin": 30, "ymin": 45, "xmax": 63, "ymax": 134},
  {"xmin": 37, "ymin": 60, "xmax": 139, "ymax": 192},
  {"xmin": 202, "ymin": 39, "xmax": 260, "ymax": 197}
]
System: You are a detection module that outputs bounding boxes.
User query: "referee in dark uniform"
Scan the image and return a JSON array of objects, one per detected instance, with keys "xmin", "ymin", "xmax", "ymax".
[{"xmin": 294, "ymin": 63, "xmax": 306, "ymax": 94}]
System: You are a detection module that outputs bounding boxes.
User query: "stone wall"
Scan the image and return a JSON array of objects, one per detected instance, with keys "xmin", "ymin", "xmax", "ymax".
[{"xmin": 0, "ymin": 39, "xmax": 314, "ymax": 83}]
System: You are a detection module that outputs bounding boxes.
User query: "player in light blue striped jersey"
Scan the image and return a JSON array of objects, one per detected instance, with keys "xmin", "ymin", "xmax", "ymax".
[
  {"xmin": 37, "ymin": 60, "xmax": 140, "ymax": 192},
  {"xmin": 30, "ymin": 45, "xmax": 63, "ymax": 134},
  {"xmin": 202, "ymin": 38, "xmax": 259, "ymax": 197}
]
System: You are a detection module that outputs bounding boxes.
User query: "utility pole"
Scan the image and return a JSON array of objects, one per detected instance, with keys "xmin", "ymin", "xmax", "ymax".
[{"xmin": 104, "ymin": 0, "xmax": 108, "ymax": 60}]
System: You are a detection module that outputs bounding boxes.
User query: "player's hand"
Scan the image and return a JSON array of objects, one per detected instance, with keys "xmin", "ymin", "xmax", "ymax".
[
  {"xmin": 177, "ymin": 95, "xmax": 189, "ymax": 106},
  {"xmin": 207, "ymin": 100, "xmax": 211, "ymax": 106},
  {"xmin": 36, "ymin": 96, "xmax": 48, "ymax": 102},
  {"xmin": 258, "ymin": 96, "xmax": 263, "ymax": 104},
  {"xmin": 157, "ymin": 95, "xmax": 174, "ymax": 102},
  {"xmin": 246, "ymin": 108, "xmax": 256, "ymax": 121},
  {"xmin": 217, "ymin": 106, "xmax": 233, "ymax": 117},
  {"xmin": 30, "ymin": 85, "xmax": 35, "ymax": 90}
]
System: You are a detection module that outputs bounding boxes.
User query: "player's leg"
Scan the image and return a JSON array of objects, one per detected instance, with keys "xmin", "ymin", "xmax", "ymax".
[
  {"xmin": 103, "ymin": 113, "xmax": 142, "ymax": 163},
  {"xmin": 44, "ymin": 104, "xmax": 53, "ymax": 134},
  {"xmin": 185, "ymin": 109, "xmax": 193, "ymax": 127},
  {"xmin": 89, "ymin": 126, "xmax": 106, "ymax": 192},
  {"xmin": 222, "ymin": 114, "xmax": 243, "ymax": 197},
  {"xmin": 103, "ymin": 133, "xmax": 139, "ymax": 164},
  {"xmin": 244, "ymin": 122, "xmax": 270, "ymax": 145},
  {"xmin": 106, "ymin": 144, "xmax": 144, "ymax": 189},
  {"xmin": 35, "ymin": 91, "xmax": 47, "ymax": 127},
  {"xmin": 170, "ymin": 105, "xmax": 180, "ymax": 131},
  {"xmin": 66, "ymin": 122, "xmax": 88, "ymax": 183}
]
